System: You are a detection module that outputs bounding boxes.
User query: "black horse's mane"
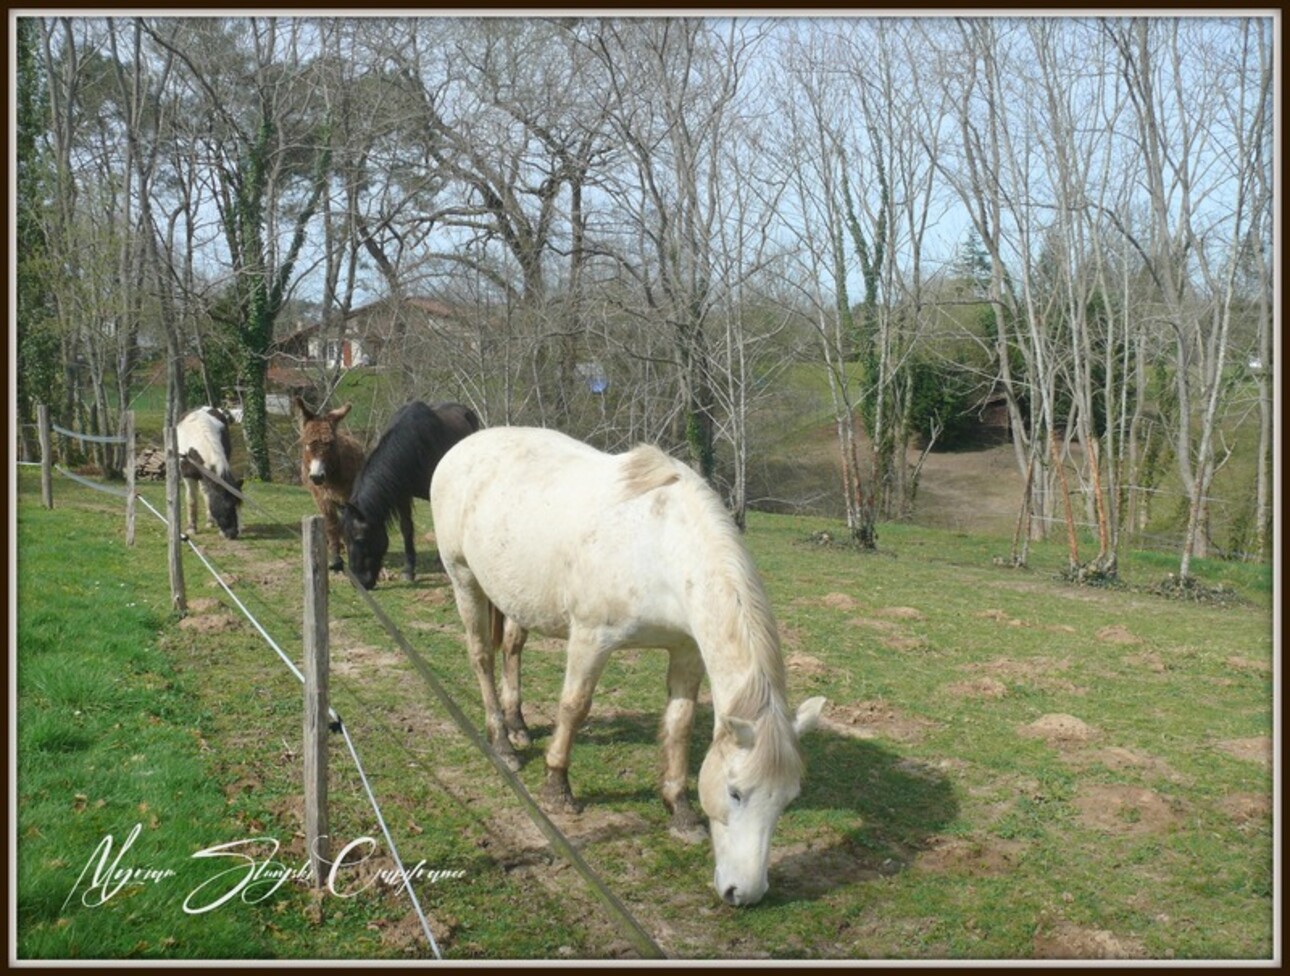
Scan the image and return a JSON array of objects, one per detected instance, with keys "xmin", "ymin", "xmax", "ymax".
[{"xmin": 350, "ymin": 401, "xmax": 477, "ymax": 526}]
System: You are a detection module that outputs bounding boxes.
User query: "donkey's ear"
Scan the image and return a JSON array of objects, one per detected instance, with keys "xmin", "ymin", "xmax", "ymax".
[
  {"xmin": 793, "ymin": 697, "xmax": 827, "ymax": 738},
  {"xmin": 294, "ymin": 396, "xmax": 314, "ymax": 422},
  {"xmin": 720, "ymin": 715, "xmax": 757, "ymax": 751},
  {"xmin": 328, "ymin": 402, "xmax": 353, "ymax": 424}
]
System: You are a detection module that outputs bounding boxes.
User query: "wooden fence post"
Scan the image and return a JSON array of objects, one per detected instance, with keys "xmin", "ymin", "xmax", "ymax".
[
  {"xmin": 164, "ymin": 425, "xmax": 187, "ymax": 613},
  {"xmin": 124, "ymin": 410, "xmax": 137, "ymax": 546},
  {"xmin": 302, "ymin": 515, "xmax": 330, "ymax": 887},
  {"xmin": 37, "ymin": 404, "xmax": 53, "ymax": 509}
]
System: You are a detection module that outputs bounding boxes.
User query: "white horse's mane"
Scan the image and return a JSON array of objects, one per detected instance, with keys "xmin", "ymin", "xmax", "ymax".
[{"xmin": 621, "ymin": 445, "xmax": 802, "ymax": 786}]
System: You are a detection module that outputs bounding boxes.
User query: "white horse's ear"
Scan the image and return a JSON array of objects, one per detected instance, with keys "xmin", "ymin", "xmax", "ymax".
[
  {"xmin": 721, "ymin": 715, "xmax": 757, "ymax": 750},
  {"xmin": 794, "ymin": 697, "xmax": 827, "ymax": 737}
]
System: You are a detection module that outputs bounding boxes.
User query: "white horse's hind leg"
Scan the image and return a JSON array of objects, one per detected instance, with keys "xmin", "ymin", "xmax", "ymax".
[
  {"xmin": 454, "ymin": 582, "xmax": 520, "ymax": 771},
  {"xmin": 499, "ymin": 618, "xmax": 531, "ymax": 749},
  {"xmin": 661, "ymin": 645, "xmax": 707, "ymax": 843},
  {"xmin": 541, "ymin": 628, "xmax": 612, "ymax": 815}
]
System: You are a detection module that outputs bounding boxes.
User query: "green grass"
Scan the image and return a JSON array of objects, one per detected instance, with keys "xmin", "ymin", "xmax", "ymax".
[{"xmin": 15, "ymin": 466, "xmax": 1274, "ymax": 960}]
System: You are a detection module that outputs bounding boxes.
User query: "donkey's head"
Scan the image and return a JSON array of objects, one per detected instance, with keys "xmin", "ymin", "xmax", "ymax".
[{"xmin": 296, "ymin": 398, "xmax": 354, "ymax": 487}]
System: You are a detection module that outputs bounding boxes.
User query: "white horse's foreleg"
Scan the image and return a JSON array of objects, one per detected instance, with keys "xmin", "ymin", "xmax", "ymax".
[
  {"xmin": 661, "ymin": 645, "xmax": 706, "ymax": 843},
  {"xmin": 499, "ymin": 618, "xmax": 531, "ymax": 749},
  {"xmin": 541, "ymin": 629, "xmax": 611, "ymax": 814}
]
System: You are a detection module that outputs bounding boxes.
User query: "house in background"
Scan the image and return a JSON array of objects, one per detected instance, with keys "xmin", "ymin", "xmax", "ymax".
[{"xmin": 274, "ymin": 296, "xmax": 463, "ymax": 371}]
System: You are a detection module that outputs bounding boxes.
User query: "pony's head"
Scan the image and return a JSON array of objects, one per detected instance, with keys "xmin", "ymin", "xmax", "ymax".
[
  {"xmin": 209, "ymin": 478, "xmax": 244, "ymax": 539},
  {"xmin": 186, "ymin": 447, "xmax": 243, "ymax": 539},
  {"xmin": 296, "ymin": 398, "xmax": 354, "ymax": 486},
  {"xmin": 341, "ymin": 502, "xmax": 388, "ymax": 589},
  {"xmin": 698, "ymin": 696, "xmax": 825, "ymax": 906}
]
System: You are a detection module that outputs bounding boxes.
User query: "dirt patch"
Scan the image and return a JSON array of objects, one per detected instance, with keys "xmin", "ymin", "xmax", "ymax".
[
  {"xmin": 876, "ymin": 606, "xmax": 924, "ymax": 621},
  {"xmin": 1218, "ymin": 792, "xmax": 1271, "ymax": 826},
  {"xmin": 1123, "ymin": 651, "xmax": 1167, "ymax": 674},
  {"xmin": 819, "ymin": 592, "xmax": 860, "ymax": 611},
  {"xmin": 784, "ymin": 652, "xmax": 835, "ymax": 677},
  {"xmin": 179, "ymin": 612, "xmax": 241, "ymax": 634},
  {"xmin": 332, "ymin": 642, "xmax": 407, "ymax": 679},
  {"xmin": 186, "ymin": 597, "xmax": 224, "ymax": 614},
  {"xmin": 846, "ymin": 616, "xmax": 902, "ymax": 634},
  {"xmin": 1034, "ymin": 920, "xmax": 1147, "ymax": 959},
  {"xmin": 1074, "ymin": 784, "xmax": 1182, "ymax": 835},
  {"xmin": 965, "ymin": 657, "xmax": 1085, "ymax": 696},
  {"xmin": 1020, "ymin": 713, "xmax": 1097, "ymax": 745},
  {"xmin": 913, "ymin": 835, "xmax": 1026, "ymax": 877},
  {"xmin": 771, "ymin": 838, "xmax": 883, "ymax": 899},
  {"xmin": 1226, "ymin": 655, "xmax": 1271, "ymax": 673},
  {"xmin": 1214, "ymin": 736, "xmax": 1272, "ymax": 767},
  {"xmin": 821, "ymin": 700, "xmax": 940, "ymax": 743},
  {"xmin": 413, "ymin": 586, "xmax": 455, "ymax": 608},
  {"xmin": 1096, "ymin": 625, "xmax": 1142, "ymax": 645},
  {"xmin": 976, "ymin": 608, "xmax": 1026, "ymax": 627},
  {"xmin": 943, "ymin": 677, "xmax": 1009, "ymax": 700},
  {"xmin": 1088, "ymin": 746, "xmax": 1187, "ymax": 784},
  {"xmin": 882, "ymin": 634, "xmax": 929, "ymax": 652}
]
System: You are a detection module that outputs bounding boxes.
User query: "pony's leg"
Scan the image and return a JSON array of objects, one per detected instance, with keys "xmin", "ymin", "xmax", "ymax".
[
  {"xmin": 184, "ymin": 478, "xmax": 199, "ymax": 534},
  {"xmin": 322, "ymin": 499, "xmax": 344, "ymax": 571},
  {"xmin": 456, "ymin": 585, "xmax": 520, "ymax": 771},
  {"xmin": 660, "ymin": 644, "xmax": 707, "ymax": 843},
  {"xmin": 541, "ymin": 629, "xmax": 611, "ymax": 815},
  {"xmin": 398, "ymin": 502, "xmax": 417, "ymax": 581},
  {"xmin": 499, "ymin": 618, "xmax": 531, "ymax": 749}
]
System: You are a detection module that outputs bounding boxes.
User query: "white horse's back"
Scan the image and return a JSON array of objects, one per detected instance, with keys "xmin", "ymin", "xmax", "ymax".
[{"xmin": 432, "ymin": 426, "xmax": 701, "ymax": 646}]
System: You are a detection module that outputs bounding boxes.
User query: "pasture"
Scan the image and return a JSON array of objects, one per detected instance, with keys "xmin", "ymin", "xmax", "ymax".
[{"xmin": 14, "ymin": 465, "xmax": 1274, "ymax": 960}]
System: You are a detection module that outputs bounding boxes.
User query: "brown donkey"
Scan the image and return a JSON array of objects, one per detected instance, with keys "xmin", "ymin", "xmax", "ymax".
[{"xmin": 295, "ymin": 397, "xmax": 366, "ymax": 571}]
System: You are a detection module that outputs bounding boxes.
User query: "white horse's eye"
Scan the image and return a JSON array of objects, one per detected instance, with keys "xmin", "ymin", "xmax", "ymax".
[{"xmin": 728, "ymin": 787, "xmax": 743, "ymax": 805}]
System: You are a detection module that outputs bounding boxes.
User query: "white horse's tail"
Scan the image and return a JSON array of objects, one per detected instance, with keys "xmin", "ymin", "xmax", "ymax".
[{"xmin": 488, "ymin": 601, "xmax": 507, "ymax": 651}]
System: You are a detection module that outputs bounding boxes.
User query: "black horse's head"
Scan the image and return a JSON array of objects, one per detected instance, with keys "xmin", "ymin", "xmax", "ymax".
[{"xmin": 341, "ymin": 502, "xmax": 388, "ymax": 589}]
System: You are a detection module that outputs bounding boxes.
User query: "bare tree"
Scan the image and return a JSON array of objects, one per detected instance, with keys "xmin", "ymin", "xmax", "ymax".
[{"xmin": 1103, "ymin": 16, "xmax": 1271, "ymax": 578}]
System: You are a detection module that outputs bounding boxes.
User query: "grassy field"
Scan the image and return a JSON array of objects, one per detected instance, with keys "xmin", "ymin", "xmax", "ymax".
[{"xmin": 14, "ymin": 464, "xmax": 1275, "ymax": 961}]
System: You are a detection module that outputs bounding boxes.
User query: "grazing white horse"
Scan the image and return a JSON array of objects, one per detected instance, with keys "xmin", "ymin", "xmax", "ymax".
[
  {"xmin": 430, "ymin": 426, "xmax": 825, "ymax": 907},
  {"xmin": 176, "ymin": 406, "xmax": 243, "ymax": 540}
]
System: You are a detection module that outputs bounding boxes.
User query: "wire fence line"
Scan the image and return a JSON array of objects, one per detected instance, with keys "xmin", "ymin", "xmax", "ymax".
[
  {"xmin": 99, "ymin": 486, "xmax": 444, "ymax": 959},
  {"xmin": 34, "ymin": 462, "xmax": 665, "ymax": 959}
]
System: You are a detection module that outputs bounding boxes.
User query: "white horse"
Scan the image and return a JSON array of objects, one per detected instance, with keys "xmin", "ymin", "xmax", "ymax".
[{"xmin": 430, "ymin": 426, "xmax": 825, "ymax": 906}]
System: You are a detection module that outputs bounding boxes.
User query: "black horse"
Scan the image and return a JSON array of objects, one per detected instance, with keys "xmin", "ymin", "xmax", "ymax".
[{"xmin": 341, "ymin": 401, "xmax": 481, "ymax": 589}]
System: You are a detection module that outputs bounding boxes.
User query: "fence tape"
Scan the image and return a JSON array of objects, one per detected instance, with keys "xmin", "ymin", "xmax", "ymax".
[
  {"xmin": 133, "ymin": 493, "xmax": 442, "ymax": 959},
  {"xmin": 51, "ymin": 422, "xmax": 127, "ymax": 445},
  {"xmin": 53, "ymin": 465, "xmax": 131, "ymax": 498},
  {"xmin": 345, "ymin": 567, "xmax": 667, "ymax": 960}
]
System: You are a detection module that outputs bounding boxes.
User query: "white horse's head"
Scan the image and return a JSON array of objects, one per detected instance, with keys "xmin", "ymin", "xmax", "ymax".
[{"xmin": 699, "ymin": 696, "xmax": 826, "ymax": 906}]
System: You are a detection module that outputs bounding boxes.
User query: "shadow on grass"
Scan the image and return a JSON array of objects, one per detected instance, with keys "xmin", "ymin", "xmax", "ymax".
[
  {"xmin": 762, "ymin": 730, "xmax": 960, "ymax": 905},
  {"xmin": 496, "ymin": 706, "xmax": 959, "ymax": 906},
  {"xmin": 237, "ymin": 521, "xmax": 300, "ymax": 541}
]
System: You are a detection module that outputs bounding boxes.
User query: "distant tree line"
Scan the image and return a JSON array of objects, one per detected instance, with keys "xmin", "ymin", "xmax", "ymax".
[{"xmin": 15, "ymin": 16, "xmax": 1273, "ymax": 576}]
